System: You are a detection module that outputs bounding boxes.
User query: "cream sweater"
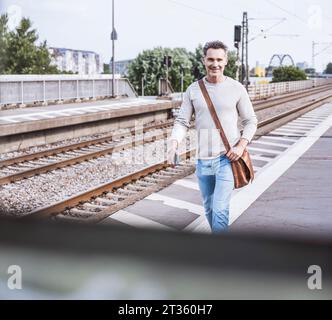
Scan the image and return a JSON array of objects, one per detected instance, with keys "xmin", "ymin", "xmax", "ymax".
[{"xmin": 170, "ymin": 76, "xmax": 258, "ymax": 159}]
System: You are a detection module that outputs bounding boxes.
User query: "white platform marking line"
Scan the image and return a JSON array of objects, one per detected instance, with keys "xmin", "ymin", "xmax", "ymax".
[
  {"xmin": 38, "ymin": 114, "xmax": 56, "ymax": 119},
  {"xmin": 295, "ymin": 114, "xmax": 323, "ymax": 118},
  {"xmin": 0, "ymin": 100, "xmax": 167, "ymax": 122},
  {"xmin": 274, "ymin": 126, "xmax": 307, "ymax": 132},
  {"xmin": 146, "ymin": 193, "xmax": 205, "ymax": 216},
  {"xmin": 228, "ymin": 110, "xmax": 332, "ymax": 225},
  {"xmin": 185, "ymin": 215, "xmax": 211, "ymax": 233},
  {"xmin": 301, "ymin": 116, "xmax": 327, "ymax": 119},
  {"xmin": 248, "ymin": 146, "xmax": 282, "ymax": 155},
  {"xmin": 19, "ymin": 115, "xmax": 41, "ymax": 120},
  {"xmin": 294, "ymin": 117, "xmax": 322, "ymax": 121},
  {"xmin": 251, "ymin": 141, "xmax": 288, "ymax": 150},
  {"xmin": 268, "ymin": 129, "xmax": 301, "ymax": 135},
  {"xmin": 282, "ymin": 125, "xmax": 313, "ymax": 130},
  {"xmin": 54, "ymin": 110, "xmax": 85, "ymax": 116},
  {"xmin": 52, "ymin": 111, "xmax": 75, "ymax": 116},
  {"xmin": 255, "ymin": 139, "xmax": 292, "ymax": 147},
  {"xmin": 292, "ymin": 120, "xmax": 321, "ymax": 124},
  {"xmin": 260, "ymin": 135, "xmax": 297, "ymax": 142},
  {"xmin": 272, "ymin": 132, "xmax": 305, "ymax": 137},
  {"xmin": 286, "ymin": 122, "xmax": 316, "ymax": 127},
  {"xmin": 101, "ymin": 209, "xmax": 174, "ymax": 230},
  {"xmin": 82, "ymin": 109, "xmax": 101, "ymax": 113},
  {"xmin": 0, "ymin": 117, "xmax": 19, "ymax": 123},
  {"xmin": 92, "ymin": 106, "xmax": 113, "ymax": 111},
  {"xmin": 173, "ymin": 179, "xmax": 200, "ymax": 190}
]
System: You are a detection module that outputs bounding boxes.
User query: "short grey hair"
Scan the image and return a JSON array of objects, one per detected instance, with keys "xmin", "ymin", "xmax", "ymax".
[{"xmin": 203, "ymin": 41, "xmax": 228, "ymax": 56}]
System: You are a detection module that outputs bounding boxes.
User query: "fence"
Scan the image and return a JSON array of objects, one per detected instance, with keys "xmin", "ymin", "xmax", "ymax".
[
  {"xmin": 0, "ymin": 75, "xmax": 138, "ymax": 106},
  {"xmin": 247, "ymin": 78, "xmax": 332, "ymax": 101},
  {"xmin": 2, "ymin": 76, "xmax": 331, "ymax": 106}
]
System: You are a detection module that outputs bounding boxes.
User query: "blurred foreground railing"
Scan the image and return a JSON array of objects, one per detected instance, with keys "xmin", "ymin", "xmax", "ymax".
[{"xmin": 0, "ymin": 218, "xmax": 331, "ymax": 299}]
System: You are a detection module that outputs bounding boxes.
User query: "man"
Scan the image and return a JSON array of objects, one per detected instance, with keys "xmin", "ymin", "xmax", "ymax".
[{"xmin": 167, "ymin": 41, "xmax": 257, "ymax": 233}]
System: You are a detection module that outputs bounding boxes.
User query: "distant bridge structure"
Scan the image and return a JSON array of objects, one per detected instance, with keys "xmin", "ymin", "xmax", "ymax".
[
  {"xmin": 266, "ymin": 54, "xmax": 295, "ymax": 76},
  {"xmin": 268, "ymin": 54, "xmax": 295, "ymax": 68}
]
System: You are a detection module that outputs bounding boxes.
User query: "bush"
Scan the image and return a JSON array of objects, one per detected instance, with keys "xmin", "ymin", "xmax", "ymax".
[{"xmin": 272, "ymin": 66, "xmax": 307, "ymax": 83}]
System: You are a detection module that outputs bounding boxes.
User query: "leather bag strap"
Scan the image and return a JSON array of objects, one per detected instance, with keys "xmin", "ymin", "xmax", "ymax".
[{"xmin": 198, "ymin": 78, "xmax": 232, "ymax": 152}]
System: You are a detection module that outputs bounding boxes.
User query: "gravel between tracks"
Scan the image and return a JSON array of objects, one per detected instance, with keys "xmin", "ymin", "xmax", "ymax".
[{"xmin": 0, "ymin": 130, "xmax": 196, "ymax": 216}]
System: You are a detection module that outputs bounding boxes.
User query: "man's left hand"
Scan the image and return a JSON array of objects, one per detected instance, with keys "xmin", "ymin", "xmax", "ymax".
[{"xmin": 226, "ymin": 145, "xmax": 245, "ymax": 162}]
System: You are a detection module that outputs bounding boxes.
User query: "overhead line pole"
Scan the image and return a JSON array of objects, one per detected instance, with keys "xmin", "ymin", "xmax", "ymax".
[{"xmin": 111, "ymin": 0, "xmax": 118, "ymax": 98}]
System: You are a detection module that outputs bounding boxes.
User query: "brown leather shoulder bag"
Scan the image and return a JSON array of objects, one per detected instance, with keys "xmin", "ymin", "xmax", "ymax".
[{"xmin": 198, "ymin": 79, "xmax": 254, "ymax": 189}]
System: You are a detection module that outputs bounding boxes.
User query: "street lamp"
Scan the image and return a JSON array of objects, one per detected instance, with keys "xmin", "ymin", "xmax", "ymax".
[{"xmin": 111, "ymin": 0, "xmax": 118, "ymax": 98}]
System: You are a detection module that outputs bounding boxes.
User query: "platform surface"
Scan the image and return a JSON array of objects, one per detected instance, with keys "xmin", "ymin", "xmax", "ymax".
[{"xmin": 100, "ymin": 103, "xmax": 332, "ymax": 239}]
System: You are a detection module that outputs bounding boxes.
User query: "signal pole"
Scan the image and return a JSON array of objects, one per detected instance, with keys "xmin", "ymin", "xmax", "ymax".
[
  {"xmin": 234, "ymin": 25, "xmax": 242, "ymax": 81},
  {"xmin": 241, "ymin": 12, "xmax": 249, "ymax": 90}
]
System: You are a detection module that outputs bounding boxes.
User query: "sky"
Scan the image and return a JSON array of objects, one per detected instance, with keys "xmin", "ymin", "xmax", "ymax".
[{"xmin": 1, "ymin": 0, "xmax": 332, "ymax": 72}]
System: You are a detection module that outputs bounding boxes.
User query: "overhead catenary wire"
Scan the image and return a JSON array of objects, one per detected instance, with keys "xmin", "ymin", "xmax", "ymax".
[
  {"xmin": 249, "ymin": 18, "xmax": 287, "ymax": 42},
  {"xmin": 164, "ymin": 0, "xmax": 274, "ymax": 34},
  {"xmin": 164, "ymin": 0, "xmax": 238, "ymax": 23},
  {"xmin": 265, "ymin": 0, "xmax": 308, "ymax": 24}
]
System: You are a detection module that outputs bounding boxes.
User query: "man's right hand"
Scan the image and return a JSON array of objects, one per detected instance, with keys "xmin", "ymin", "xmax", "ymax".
[{"xmin": 167, "ymin": 139, "xmax": 178, "ymax": 166}]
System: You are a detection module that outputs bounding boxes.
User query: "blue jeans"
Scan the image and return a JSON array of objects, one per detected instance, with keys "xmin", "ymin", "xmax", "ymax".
[{"xmin": 195, "ymin": 154, "xmax": 235, "ymax": 233}]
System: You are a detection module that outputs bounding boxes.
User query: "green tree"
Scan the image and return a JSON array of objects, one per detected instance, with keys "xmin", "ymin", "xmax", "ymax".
[
  {"xmin": 0, "ymin": 15, "xmax": 59, "ymax": 74},
  {"xmin": 128, "ymin": 45, "xmax": 240, "ymax": 95},
  {"xmin": 324, "ymin": 62, "xmax": 332, "ymax": 74},
  {"xmin": 128, "ymin": 47, "xmax": 194, "ymax": 96},
  {"xmin": 168, "ymin": 47, "xmax": 194, "ymax": 92},
  {"xmin": 272, "ymin": 66, "xmax": 307, "ymax": 82},
  {"xmin": 224, "ymin": 51, "xmax": 238, "ymax": 79},
  {"xmin": 189, "ymin": 43, "xmax": 205, "ymax": 81}
]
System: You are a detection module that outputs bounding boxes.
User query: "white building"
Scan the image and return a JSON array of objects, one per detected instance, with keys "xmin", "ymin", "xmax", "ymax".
[{"xmin": 49, "ymin": 47, "xmax": 103, "ymax": 74}]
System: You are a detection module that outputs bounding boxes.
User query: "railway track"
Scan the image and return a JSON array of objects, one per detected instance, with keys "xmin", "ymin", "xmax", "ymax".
[
  {"xmin": 2, "ymin": 85, "xmax": 332, "ymax": 187},
  {"xmin": 252, "ymin": 84, "xmax": 332, "ymax": 111},
  {"xmin": 21, "ymin": 89, "xmax": 332, "ymax": 221},
  {"xmin": 0, "ymin": 120, "xmax": 176, "ymax": 185}
]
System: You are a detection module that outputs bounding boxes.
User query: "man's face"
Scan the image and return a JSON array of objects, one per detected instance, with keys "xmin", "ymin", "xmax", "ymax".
[{"xmin": 203, "ymin": 48, "xmax": 228, "ymax": 78}]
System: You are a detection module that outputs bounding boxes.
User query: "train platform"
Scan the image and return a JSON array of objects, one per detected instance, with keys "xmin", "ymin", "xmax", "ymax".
[
  {"xmin": 100, "ymin": 102, "xmax": 332, "ymax": 238},
  {"xmin": 0, "ymin": 97, "xmax": 180, "ymax": 153},
  {"xmin": 0, "ymin": 97, "xmax": 176, "ymax": 135}
]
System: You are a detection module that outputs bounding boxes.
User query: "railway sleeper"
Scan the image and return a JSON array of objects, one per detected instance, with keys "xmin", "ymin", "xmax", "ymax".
[
  {"xmin": 94, "ymin": 197, "xmax": 117, "ymax": 206},
  {"xmin": 135, "ymin": 180, "xmax": 155, "ymax": 186},
  {"xmin": 143, "ymin": 176, "xmax": 163, "ymax": 183},
  {"xmin": 151, "ymin": 173, "xmax": 169, "ymax": 180},
  {"xmin": 68, "ymin": 208, "xmax": 95, "ymax": 217},
  {"xmin": 157, "ymin": 171, "xmax": 178, "ymax": 176},
  {"xmin": 125, "ymin": 185, "xmax": 146, "ymax": 191},
  {"xmin": 82, "ymin": 203, "xmax": 106, "ymax": 211},
  {"xmin": 105, "ymin": 192, "xmax": 126, "ymax": 201},
  {"xmin": 54, "ymin": 214, "xmax": 84, "ymax": 222},
  {"xmin": 116, "ymin": 188, "xmax": 138, "ymax": 195}
]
